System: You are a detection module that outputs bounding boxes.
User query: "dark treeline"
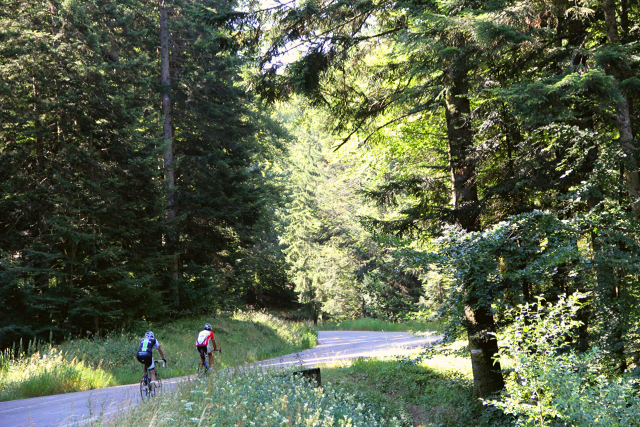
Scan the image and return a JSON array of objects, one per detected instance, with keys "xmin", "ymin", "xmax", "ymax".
[{"xmin": 0, "ymin": 0, "xmax": 293, "ymax": 347}]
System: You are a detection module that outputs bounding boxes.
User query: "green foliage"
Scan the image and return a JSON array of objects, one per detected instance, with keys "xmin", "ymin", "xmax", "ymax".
[
  {"xmin": 168, "ymin": 0, "xmax": 285, "ymax": 312},
  {"xmin": 105, "ymin": 369, "xmax": 402, "ymax": 427},
  {"xmin": 396, "ymin": 340, "xmax": 470, "ymax": 366},
  {"xmin": 488, "ymin": 294, "xmax": 640, "ymax": 426},
  {"xmin": 0, "ymin": 348, "xmax": 115, "ymax": 400},
  {"xmin": 274, "ymin": 100, "xmax": 426, "ymax": 322},
  {"xmin": 0, "ymin": 0, "xmax": 288, "ymax": 346},
  {"xmin": 0, "ymin": 0, "xmax": 166, "ymax": 345}
]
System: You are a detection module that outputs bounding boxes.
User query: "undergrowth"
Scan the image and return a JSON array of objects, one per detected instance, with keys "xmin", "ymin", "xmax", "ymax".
[{"xmin": 322, "ymin": 343, "xmax": 513, "ymax": 427}]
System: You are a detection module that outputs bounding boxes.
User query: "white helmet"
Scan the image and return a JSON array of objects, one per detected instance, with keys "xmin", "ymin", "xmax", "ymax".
[{"xmin": 145, "ymin": 331, "xmax": 154, "ymax": 339}]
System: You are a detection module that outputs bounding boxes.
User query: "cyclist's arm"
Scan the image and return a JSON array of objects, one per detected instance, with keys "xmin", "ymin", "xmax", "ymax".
[
  {"xmin": 154, "ymin": 340, "xmax": 166, "ymax": 361},
  {"xmin": 212, "ymin": 338, "xmax": 218, "ymax": 351}
]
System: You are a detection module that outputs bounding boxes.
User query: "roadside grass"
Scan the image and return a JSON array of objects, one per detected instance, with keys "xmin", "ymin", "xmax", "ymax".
[
  {"xmin": 100, "ymin": 367, "xmax": 403, "ymax": 427},
  {"xmin": 321, "ymin": 345, "xmax": 513, "ymax": 427},
  {"xmin": 0, "ymin": 349, "xmax": 116, "ymax": 400},
  {"xmin": 0, "ymin": 312, "xmax": 316, "ymax": 402},
  {"xmin": 318, "ymin": 318, "xmax": 444, "ymax": 334}
]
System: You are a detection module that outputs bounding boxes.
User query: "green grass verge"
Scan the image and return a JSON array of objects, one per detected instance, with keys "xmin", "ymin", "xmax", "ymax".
[
  {"xmin": 0, "ymin": 311, "xmax": 316, "ymax": 402},
  {"xmin": 318, "ymin": 318, "xmax": 444, "ymax": 333},
  {"xmin": 321, "ymin": 344, "xmax": 513, "ymax": 427}
]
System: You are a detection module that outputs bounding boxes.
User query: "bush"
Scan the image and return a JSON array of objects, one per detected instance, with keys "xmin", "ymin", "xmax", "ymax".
[{"xmin": 488, "ymin": 294, "xmax": 640, "ymax": 426}]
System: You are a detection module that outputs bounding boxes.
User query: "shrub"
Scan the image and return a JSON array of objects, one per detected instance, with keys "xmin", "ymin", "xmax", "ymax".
[{"xmin": 488, "ymin": 294, "xmax": 640, "ymax": 426}]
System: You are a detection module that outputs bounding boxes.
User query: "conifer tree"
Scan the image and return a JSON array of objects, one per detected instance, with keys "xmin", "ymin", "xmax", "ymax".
[
  {"xmin": 280, "ymin": 120, "xmax": 327, "ymax": 323},
  {"xmin": 0, "ymin": 0, "xmax": 282, "ymax": 345},
  {"xmin": 0, "ymin": 0, "xmax": 164, "ymax": 344},
  {"xmin": 158, "ymin": 0, "xmax": 283, "ymax": 312},
  {"xmin": 252, "ymin": 0, "xmax": 507, "ymax": 396}
]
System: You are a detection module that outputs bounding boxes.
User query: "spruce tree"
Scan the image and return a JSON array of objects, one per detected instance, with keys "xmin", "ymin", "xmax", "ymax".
[{"xmin": 0, "ymin": 0, "xmax": 164, "ymax": 344}]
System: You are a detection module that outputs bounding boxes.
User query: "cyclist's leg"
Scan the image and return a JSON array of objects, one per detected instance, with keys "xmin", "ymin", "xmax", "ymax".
[
  {"xmin": 137, "ymin": 354, "xmax": 151, "ymax": 382},
  {"xmin": 197, "ymin": 346, "xmax": 207, "ymax": 369},
  {"xmin": 149, "ymin": 359, "xmax": 156, "ymax": 382},
  {"xmin": 207, "ymin": 342, "xmax": 214, "ymax": 368}
]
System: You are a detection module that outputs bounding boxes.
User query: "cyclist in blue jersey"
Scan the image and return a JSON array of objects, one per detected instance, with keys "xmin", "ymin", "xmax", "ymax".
[{"xmin": 137, "ymin": 331, "xmax": 166, "ymax": 388}]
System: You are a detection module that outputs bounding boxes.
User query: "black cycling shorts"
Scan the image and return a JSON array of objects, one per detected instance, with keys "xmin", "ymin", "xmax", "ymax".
[
  {"xmin": 196, "ymin": 345, "xmax": 207, "ymax": 358},
  {"xmin": 137, "ymin": 352, "xmax": 152, "ymax": 368}
]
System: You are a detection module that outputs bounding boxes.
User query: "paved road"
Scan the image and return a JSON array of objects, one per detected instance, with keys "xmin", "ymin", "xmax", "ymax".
[
  {"xmin": 0, "ymin": 331, "xmax": 441, "ymax": 427},
  {"xmin": 254, "ymin": 331, "xmax": 442, "ymax": 368}
]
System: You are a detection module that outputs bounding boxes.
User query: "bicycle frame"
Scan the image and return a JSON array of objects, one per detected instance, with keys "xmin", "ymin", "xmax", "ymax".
[
  {"xmin": 140, "ymin": 359, "xmax": 165, "ymax": 402},
  {"xmin": 197, "ymin": 347, "xmax": 221, "ymax": 375}
]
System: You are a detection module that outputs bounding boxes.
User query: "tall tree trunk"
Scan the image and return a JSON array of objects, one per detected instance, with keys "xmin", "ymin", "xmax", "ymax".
[
  {"xmin": 603, "ymin": 0, "xmax": 640, "ymax": 217},
  {"xmin": 604, "ymin": 0, "xmax": 619, "ymax": 43},
  {"xmin": 445, "ymin": 75, "xmax": 504, "ymax": 397},
  {"xmin": 32, "ymin": 77, "xmax": 50, "ymax": 306},
  {"xmin": 160, "ymin": 0, "xmax": 179, "ymax": 308},
  {"xmin": 603, "ymin": 0, "xmax": 633, "ymax": 372},
  {"xmin": 445, "ymin": 79, "xmax": 478, "ymax": 232},
  {"xmin": 620, "ymin": 0, "xmax": 629, "ymax": 39},
  {"xmin": 465, "ymin": 301, "xmax": 505, "ymax": 398}
]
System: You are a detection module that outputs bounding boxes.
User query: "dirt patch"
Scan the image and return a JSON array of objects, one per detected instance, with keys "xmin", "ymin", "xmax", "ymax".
[{"xmin": 406, "ymin": 402, "xmax": 431, "ymax": 426}]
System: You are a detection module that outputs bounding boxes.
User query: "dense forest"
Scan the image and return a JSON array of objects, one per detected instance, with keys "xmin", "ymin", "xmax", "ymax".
[{"xmin": 2, "ymin": 0, "xmax": 640, "ymax": 422}]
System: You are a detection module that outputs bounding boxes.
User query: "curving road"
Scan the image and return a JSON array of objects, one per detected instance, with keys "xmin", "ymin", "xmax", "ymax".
[{"xmin": 0, "ymin": 331, "xmax": 441, "ymax": 427}]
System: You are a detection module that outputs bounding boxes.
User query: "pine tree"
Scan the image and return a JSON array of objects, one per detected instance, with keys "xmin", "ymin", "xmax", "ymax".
[
  {"xmin": 158, "ymin": 0, "xmax": 284, "ymax": 312},
  {"xmin": 0, "ymin": 0, "xmax": 164, "ymax": 344}
]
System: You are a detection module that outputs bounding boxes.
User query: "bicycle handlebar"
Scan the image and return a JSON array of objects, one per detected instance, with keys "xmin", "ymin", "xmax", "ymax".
[{"xmin": 154, "ymin": 359, "xmax": 166, "ymax": 368}]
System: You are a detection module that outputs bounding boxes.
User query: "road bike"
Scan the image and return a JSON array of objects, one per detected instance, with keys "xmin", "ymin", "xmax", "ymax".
[
  {"xmin": 140, "ymin": 359, "xmax": 165, "ymax": 402},
  {"xmin": 197, "ymin": 347, "xmax": 221, "ymax": 376}
]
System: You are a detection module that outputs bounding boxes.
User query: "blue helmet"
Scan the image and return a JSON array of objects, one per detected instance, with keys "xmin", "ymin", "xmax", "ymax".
[
  {"xmin": 144, "ymin": 331, "xmax": 154, "ymax": 339},
  {"xmin": 203, "ymin": 323, "xmax": 211, "ymax": 331}
]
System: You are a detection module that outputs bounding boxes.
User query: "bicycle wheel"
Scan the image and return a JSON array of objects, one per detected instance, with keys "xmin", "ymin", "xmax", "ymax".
[
  {"xmin": 154, "ymin": 373, "xmax": 162, "ymax": 396},
  {"xmin": 140, "ymin": 375, "xmax": 150, "ymax": 402},
  {"xmin": 197, "ymin": 360, "xmax": 208, "ymax": 377}
]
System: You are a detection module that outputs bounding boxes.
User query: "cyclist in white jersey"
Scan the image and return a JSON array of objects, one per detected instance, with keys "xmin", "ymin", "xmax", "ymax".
[
  {"xmin": 195, "ymin": 323, "xmax": 218, "ymax": 370},
  {"xmin": 137, "ymin": 331, "xmax": 166, "ymax": 385}
]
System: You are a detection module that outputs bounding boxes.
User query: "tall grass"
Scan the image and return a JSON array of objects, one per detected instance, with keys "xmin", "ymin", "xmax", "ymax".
[
  {"xmin": 0, "ymin": 349, "xmax": 115, "ymax": 400},
  {"xmin": 318, "ymin": 317, "xmax": 444, "ymax": 333},
  {"xmin": 0, "ymin": 312, "xmax": 317, "ymax": 402}
]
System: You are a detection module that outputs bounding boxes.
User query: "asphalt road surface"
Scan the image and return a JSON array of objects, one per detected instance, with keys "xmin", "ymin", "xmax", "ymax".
[{"xmin": 0, "ymin": 331, "xmax": 442, "ymax": 427}]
